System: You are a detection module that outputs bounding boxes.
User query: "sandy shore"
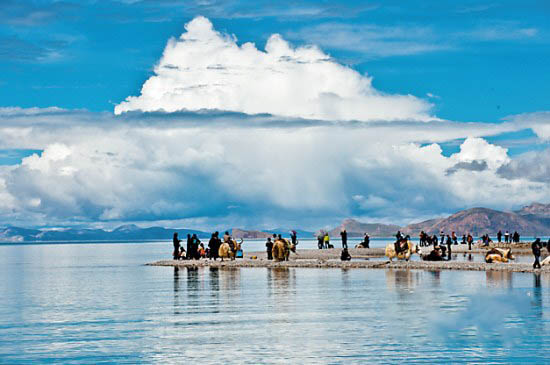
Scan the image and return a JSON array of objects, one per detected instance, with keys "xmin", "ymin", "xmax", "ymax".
[{"xmin": 148, "ymin": 245, "xmax": 549, "ymax": 273}]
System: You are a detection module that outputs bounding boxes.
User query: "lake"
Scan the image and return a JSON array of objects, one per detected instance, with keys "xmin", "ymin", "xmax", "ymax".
[{"xmin": 1, "ymin": 241, "xmax": 549, "ymax": 363}]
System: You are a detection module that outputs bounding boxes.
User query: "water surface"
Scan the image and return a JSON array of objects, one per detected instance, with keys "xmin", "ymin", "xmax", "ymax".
[{"xmin": 1, "ymin": 242, "xmax": 549, "ymax": 363}]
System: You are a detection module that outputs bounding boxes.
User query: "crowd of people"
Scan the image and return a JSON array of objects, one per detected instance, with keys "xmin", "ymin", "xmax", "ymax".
[
  {"xmin": 171, "ymin": 228, "xmax": 550, "ymax": 266},
  {"xmin": 172, "ymin": 231, "xmax": 242, "ymax": 261}
]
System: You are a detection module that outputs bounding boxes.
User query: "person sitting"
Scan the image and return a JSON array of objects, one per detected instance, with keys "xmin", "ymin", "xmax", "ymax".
[
  {"xmin": 394, "ymin": 238, "xmax": 407, "ymax": 254},
  {"xmin": 198, "ymin": 243, "xmax": 206, "ymax": 258},
  {"xmin": 340, "ymin": 248, "xmax": 351, "ymax": 261},
  {"xmin": 363, "ymin": 233, "xmax": 370, "ymax": 248},
  {"xmin": 422, "ymin": 247, "xmax": 445, "ymax": 261}
]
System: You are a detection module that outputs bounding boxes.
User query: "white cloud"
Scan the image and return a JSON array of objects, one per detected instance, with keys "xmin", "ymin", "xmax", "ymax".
[
  {"xmin": 450, "ymin": 137, "xmax": 509, "ymax": 170},
  {"xmin": 114, "ymin": 16, "xmax": 434, "ymax": 122},
  {"xmin": 0, "ymin": 107, "xmax": 549, "ymax": 229},
  {"xmin": 503, "ymin": 111, "xmax": 550, "ymax": 141},
  {"xmin": 287, "ymin": 23, "xmax": 449, "ymax": 57},
  {"xmin": 463, "ymin": 26, "xmax": 538, "ymax": 41}
]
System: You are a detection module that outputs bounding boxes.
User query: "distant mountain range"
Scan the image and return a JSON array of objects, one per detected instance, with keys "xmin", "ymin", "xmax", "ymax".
[
  {"xmin": 2, "ymin": 202, "xmax": 549, "ymax": 242},
  {"xmin": 0, "ymin": 224, "xmax": 210, "ymax": 243},
  {"xmin": 401, "ymin": 203, "xmax": 550, "ymax": 236},
  {"xmin": 328, "ymin": 218, "xmax": 400, "ymax": 237}
]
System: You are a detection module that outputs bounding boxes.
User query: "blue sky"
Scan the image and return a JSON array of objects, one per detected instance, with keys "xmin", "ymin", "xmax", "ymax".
[
  {"xmin": 1, "ymin": 0, "xmax": 549, "ymax": 122},
  {"xmin": 0, "ymin": 1, "xmax": 549, "ymax": 230}
]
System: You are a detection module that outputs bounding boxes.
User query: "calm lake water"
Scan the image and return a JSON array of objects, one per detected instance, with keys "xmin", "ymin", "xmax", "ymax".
[{"xmin": 1, "ymin": 241, "xmax": 550, "ymax": 364}]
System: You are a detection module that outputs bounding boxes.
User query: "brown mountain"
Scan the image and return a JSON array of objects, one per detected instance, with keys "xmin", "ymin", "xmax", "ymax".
[
  {"xmin": 516, "ymin": 202, "xmax": 550, "ymax": 218},
  {"xmin": 329, "ymin": 218, "xmax": 400, "ymax": 237},
  {"xmin": 231, "ymin": 228, "xmax": 271, "ymax": 239},
  {"xmin": 401, "ymin": 207, "xmax": 550, "ymax": 236}
]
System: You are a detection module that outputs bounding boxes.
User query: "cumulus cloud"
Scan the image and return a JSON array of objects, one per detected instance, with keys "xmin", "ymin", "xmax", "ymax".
[
  {"xmin": 449, "ymin": 137, "xmax": 510, "ymax": 170},
  {"xmin": 114, "ymin": 16, "xmax": 434, "ymax": 122},
  {"xmin": 0, "ymin": 107, "xmax": 549, "ymax": 229},
  {"xmin": 498, "ymin": 149, "xmax": 550, "ymax": 183}
]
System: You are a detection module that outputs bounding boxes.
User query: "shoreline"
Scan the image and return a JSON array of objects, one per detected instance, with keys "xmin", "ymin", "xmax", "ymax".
[{"xmin": 148, "ymin": 245, "xmax": 549, "ymax": 273}]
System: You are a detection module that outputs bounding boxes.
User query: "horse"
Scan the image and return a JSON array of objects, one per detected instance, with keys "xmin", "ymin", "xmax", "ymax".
[
  {"xmin": 484, "ymin": 248, "xmax": 514, "ymax": 263},
  {"xmin": 218, "ymin": 238, "xmax": 244, "ymax": 261},
  {"xmin": 385, "ymin": 240, "xmax": 421, "ymax": 261}
]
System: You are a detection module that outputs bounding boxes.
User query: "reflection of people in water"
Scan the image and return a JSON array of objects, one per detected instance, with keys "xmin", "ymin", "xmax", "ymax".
[
  {"xmin": 173, "ymin": 267, "xmax": 181, "ymax": 314},
  {"xmin": 533, "ymin": 273, "xmax": 543, "ymax": 319},
  {"xmin": 187, "ymin": 266, "xmax": 200, "ymax": 294},
  {"xmin": 173, "ymin": 266, "xmax": 180, "ymax": 292},
  {"xmin": 209, "ymin": 267, "xmax": 220, "ymax": 294},
  {"xmin": 385, "ymin": 269, "xmax": 421, "ymax": 292},
  {"xmin": 486, "ymin": 270, "xmax": 513, "ymax": 288}
]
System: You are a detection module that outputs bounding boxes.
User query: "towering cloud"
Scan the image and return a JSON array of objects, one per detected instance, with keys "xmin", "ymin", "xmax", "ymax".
[{"xmin": 114, "ymin": 16, "xmax": 434, "ymax": 122}]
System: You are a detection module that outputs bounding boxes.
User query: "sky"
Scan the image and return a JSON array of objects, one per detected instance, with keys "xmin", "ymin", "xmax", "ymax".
[{"xmin": 0, "ymin": 0, "xmax": 549, "ymax": 231}]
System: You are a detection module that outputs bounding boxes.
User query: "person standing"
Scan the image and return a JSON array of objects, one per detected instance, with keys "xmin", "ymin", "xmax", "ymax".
[
  {"xmin": 467, "ymin": 233, "xmax": 473, "ymax": 251},
  {"xmin": 446, "ymin": 235, "xmax": 452, "ymax": 259},
  {"xmin": 172, "ymin": 232, "xmax": 182, "ymax": 260},
  {"xmin": 317, "ymin": 233, "xmax": 324, "ymax": 249},
  {"xmin": 340, "ymin": 229, "xmax": 348, "ymax": 249},
  {"xmin": 290, "ymin": 231, "xmax": 297, "ymax": 246},
  {"xmin": 324, "ymin": 232, "xmax": 330, "ymax": 249},
  {"xmin": 186, "ymin": 234, "xmax": 192, "ymax": 260},
  {"xmin": 208, "ymin": 232, "xmax": 219, "ymax": 260},
  {"xmin": 532, "ymin": 238, "xmax": 542, "ymax": 269},
  {"xmin": 363, "ymin": 233, "xmax": 370, "ymax": 248},
  {"xmin": 497, "ymin": 230, "xmax": 502, "ymax": 243},
  {"xmin": 265, "ymin": 237, "xmax": 273, "ymax": 260},
  {"xmin": 504, "ymin": 231, "xmax": 509, "ymax": 243}
]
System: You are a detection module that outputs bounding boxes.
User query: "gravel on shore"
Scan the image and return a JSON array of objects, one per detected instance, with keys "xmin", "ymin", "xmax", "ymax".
[{"xmin": 148, "ymin": 246, "xmax": 548, "ymax": 273}]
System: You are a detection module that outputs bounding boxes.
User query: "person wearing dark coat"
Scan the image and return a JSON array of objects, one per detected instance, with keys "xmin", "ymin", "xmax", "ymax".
[
  {"xmin": 363, "ymin": 233, "xmax": 370, "ymax": 248},
  {"xmin": 497, "ymin": 230, "xmax": 502, "ymax": 243},
  {"xmin": 532, "ymin": 238, "xmax": 542, "ymax": 269},
  {"xmin": 446, "ymin": 235, "xmax": 452, "ymax": 259},
  {"xmin": 340, "ymin": 248, "xmax": 351, "ymax": 261},
  {"xmin": 186, "ymin": 234, "xmax": 192, "ymax": 260},
  {"xmin": 208, "ymin": 233, "xmax": 219, "ymax": 260},
  {"xmin": 290, "ymin": 231, "xmax": 297, "ymax": 246},
  {"xmin": 317, "ymin": 234, "xmax": 324, "ymax": 249},
  {"xmin": 266, "ymin": 237, "xmax": 274, "ymax": 260},
  {"xmin": 172, "ymin": 232, "xmax": 182, "ymax": 260},
  {"xmin": 340, "ymin": 229, "xmax": 348, "ymax": 249}
]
